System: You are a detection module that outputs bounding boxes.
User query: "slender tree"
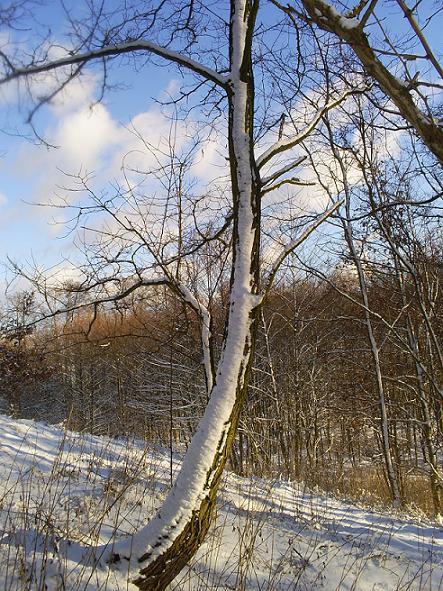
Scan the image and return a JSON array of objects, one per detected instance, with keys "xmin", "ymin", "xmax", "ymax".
[{"xmin": 1, "ymin": 1, "xmax": 349, "ymax": 587}]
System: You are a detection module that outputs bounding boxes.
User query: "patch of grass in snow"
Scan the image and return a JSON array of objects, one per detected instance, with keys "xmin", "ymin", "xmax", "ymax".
[
  {"xmin": 301, "ymin": 461, "xmax": 437, "ymax": 519},
  {"xmin": 172, "ymin": 475, "xmax": 443, "ymax": 591}
]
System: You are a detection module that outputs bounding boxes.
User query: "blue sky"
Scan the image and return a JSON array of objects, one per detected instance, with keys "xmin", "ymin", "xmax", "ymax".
[
  {"xmin": 0, "ymin": 46, "xmax": 232, "ymax": 295},
  {"xmin": 0, "ymin": 0, "xmax": 441, "ymax": 291},
  {"xmin": 0, "ymin": 0, "xmax": 201, "ymax": 286},
  {"xmin": 0, "ymin": 56, "xmax": 178, "ymax": 268}
]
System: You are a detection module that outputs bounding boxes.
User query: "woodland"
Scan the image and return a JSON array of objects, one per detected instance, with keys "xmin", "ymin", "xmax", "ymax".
[{"xmin": 0, "ymin": 0, "xmax": 442, "ymax": 588}]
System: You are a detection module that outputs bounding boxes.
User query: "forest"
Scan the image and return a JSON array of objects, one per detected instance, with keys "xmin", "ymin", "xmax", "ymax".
[
  {"xmin": 2, "ymin": 214, "xmax": 442, "ymax": 519},
  {"xmin": 0, "ymin": 0, "xmax": 442, "ymax": 588}
]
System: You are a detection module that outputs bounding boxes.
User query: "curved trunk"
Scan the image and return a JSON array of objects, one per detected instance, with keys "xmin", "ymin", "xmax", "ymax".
[
  {"xmin": 116, "ymin": 1, "xmax": 262, "ymax": 588},
  {"xmin": 133, "ymin": 365, "xmax": 257, "ymax": 590}
]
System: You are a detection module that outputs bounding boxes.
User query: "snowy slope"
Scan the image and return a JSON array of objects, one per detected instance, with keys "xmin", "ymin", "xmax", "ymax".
[{"xmin": 0, "ymin": 415, "xmax": 441, "ymax": 590}]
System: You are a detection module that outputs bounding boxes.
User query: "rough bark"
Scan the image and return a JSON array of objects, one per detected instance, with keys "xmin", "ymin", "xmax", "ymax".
[
  {"xmin": 300, "ymin": 0, "xmax": 443, "ymax": 167},
  {"xmin": 129, "ymin": 1, "xmax": 262, "ymax": 587}
]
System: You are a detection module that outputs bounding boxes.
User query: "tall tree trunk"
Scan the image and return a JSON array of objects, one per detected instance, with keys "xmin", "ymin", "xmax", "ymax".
[
  {"xmin": 394, "ymin": 258, "xmax": 443, "ymax": 517},
  {"xmin": 341, "ymin": 220, "xmax": 402, "ymax": 504},
  {"xmin": 111, "ymin": 2, "xmax": 263, "ymax": 588},
  {"xmin": 339, "ymin": 208, "xmax": 402, "ymax": 505}
]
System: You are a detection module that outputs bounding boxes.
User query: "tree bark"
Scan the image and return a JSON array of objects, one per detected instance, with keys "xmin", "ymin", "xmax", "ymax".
[{"xmin": 123, "ymin": 1, "xmax": 262, "ymax": 587}]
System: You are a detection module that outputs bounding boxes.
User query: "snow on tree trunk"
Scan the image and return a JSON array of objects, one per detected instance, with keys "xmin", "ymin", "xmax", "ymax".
[{"xmin": 110, "ymin": 1, "xmax": 262, "ymax": 588}]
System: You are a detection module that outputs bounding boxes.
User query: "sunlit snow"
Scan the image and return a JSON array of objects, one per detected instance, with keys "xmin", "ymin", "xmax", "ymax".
[{"xmin": 0, "ymin": 415, "xmax": 441, "ymax": 590}]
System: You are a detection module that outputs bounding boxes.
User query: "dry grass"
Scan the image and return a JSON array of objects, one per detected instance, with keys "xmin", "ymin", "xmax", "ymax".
[{"xmin": 303, "ymin": 462, "xmax": 434, "ymax": 517}]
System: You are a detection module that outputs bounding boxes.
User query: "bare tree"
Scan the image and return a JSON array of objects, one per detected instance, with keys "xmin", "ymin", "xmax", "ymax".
[
  {"xmin": 0, "ymin": 1, "xmax": 351, "ymax": 587},
  {"xmin": 294, "ymin": 0, "xmax": 443, "ymax": 166}
]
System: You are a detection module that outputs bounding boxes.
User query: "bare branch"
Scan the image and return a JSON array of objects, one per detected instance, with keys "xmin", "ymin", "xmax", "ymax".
[
  {"xmin": 261, "ymin": 176, "xmax": 315, "ymax": 195},
  {"xmin": 395, "ymin": 0, "xmax": 443, "ymax": 81},
  {"xmin": 261, "ymin": 156, "xmax": 307, "ymax": 186},
  {"xmin": 300, "ymin": 0, "xmax": 443, "ymax": 165},
  {"xmin": 174, "ymin": 283, "xmax": 214, "ymax": 394},
  {"xmin": 257, "ymin": 92, "xmax": 356, "ymax": 168},
  {"xmin": 1, "ymin": 40, "xmax": 229, "ymax": 89},
  {"xmin": 264, "ymin": 199, "xmax": 344, "ymax": 293}
]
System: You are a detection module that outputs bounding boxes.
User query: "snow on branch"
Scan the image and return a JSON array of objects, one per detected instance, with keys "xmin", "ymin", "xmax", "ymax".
[
  {"xmin": 300, "ymin": 0, "xmax": 443, "ymax": 166},
  {"xmin": 174, "ymin": 284, "xmax": 213, "ymax": 394},
  {"xmin": 264, "ymin": 199, "xmax": 343, "ymax": 293},
  {"xmin": 261, "ymin": 156, "xmax": 308, "ymax": 187},
  {"xmin": 256, "ymin": 91, "xmax": 356, "ymax": 169},
  {"xmin": 9, "ymin": 265, "xmax": 215, "ymax": 396},
  {"xmin": 17, "ymin": 274, "xmax": 170, "ymax": 332},
  {"xmin": 261, "ymin": 176, "xmax": 315, "ymax": 195},
  {"xmin": 1, "ymin": 40, "xmax": 229, "ymax": 90}
]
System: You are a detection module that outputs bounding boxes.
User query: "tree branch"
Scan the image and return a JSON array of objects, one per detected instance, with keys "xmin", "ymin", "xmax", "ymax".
[
  {"xmin": 260, "ymin": 156, "xmax": 307, "ymax": 186},
  {"xmin": 1, "ymin": 40, "xmax": 229, "ymax": 89},
  {"xmin": 395, "ymin": 0, "xmax": 443, "ymax": 81},
  {"xmin": 300, "ymin": 0, "xmax": 443, "ymax": 166},
  {"xmin": 257, "ymin": 92, "xmax": 355, "ymax": 168},
  {"xmin": 261, "ymin": 176, "xmax": 315, "ymax": 195},
  {"xmin": 173, "ymin": 283, "xmax": 214, "ymax": 395},
  {"xmin": 264, "ymin": 199, "xmax": 343, "ymax": 293}
]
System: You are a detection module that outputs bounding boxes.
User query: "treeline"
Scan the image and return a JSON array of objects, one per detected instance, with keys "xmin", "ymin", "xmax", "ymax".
[{"xmin": 1, "ymin": 236, "xmax": 442, "ymax": 516}]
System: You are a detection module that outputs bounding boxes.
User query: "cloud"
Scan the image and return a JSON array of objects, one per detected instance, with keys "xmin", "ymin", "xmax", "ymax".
[
  {"xmin": 44, "ymin": 261, "xmax": 86, "ymax": 289},
  {"xmin": 111, "ymin": 107, "xmax": 185, "ymax": 178},
  {"xmin": 10, "ymin": 105, "xmax": 121, "ymax": 234},
  {"xmin": 6, "ymin": 76, "xmax": 221, "ymax": 260},
  {"xmin": 54, "ymin": 102, "xmax": 120, "ymax": 169},
  {"xmin": 49, "ymin": 73, "xmax": 101, "ymax": 116},
  {"xmin": 0, "ymin": 43, "xmax": 99, "ymax": 116},
  {"xmin": 0, "ymin": 192, "xmax": 7, "ymax": 206},
  {"xmin": 2, "ymin": 72, "xmax": 242, "ymax": 269},
  {"xmin": 191, "ymin": 134, "xmax": 228, "ymax": 183}
]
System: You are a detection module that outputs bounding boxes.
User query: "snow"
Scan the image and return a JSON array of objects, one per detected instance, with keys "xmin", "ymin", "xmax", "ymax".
[
  {"xmin": 314, "ymin": 0, "xmax": 360, "ymax": 30},
  {"xmin": 102, "ymin": 1, "xmax": 265, "ymax": 569},
  {"xmin": 0, "ymin": 415, "xmax": 442, "ymax": 590}
]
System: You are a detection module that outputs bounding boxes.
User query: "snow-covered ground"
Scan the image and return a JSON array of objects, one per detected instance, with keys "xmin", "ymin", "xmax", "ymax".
[{"xmin": 0, "ymin": 415, "xmax": 441, "ymax": 590}]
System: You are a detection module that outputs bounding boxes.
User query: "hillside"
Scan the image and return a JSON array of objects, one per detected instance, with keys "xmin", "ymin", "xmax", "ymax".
[{"xmin": 0, "ymin": 415, "xmax": 441, "ymax": 590}]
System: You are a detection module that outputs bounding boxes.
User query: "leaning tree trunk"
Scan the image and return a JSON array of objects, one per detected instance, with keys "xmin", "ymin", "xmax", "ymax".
[{"xmin": 112, "ymin": 2, "xmax": 262, "ymax": 588}]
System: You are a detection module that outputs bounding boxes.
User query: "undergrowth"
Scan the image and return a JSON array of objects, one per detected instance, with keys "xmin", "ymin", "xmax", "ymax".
[{"xmin": 0, "ymin": 420, "xmax": 441, "ymax": 590}]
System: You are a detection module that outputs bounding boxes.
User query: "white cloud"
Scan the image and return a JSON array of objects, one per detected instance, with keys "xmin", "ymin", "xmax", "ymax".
[
  {"xmin": 54, "ymin": 102, "xmax": 120, "ymax": 168},
  {"xmin": 0, "ymin": 47, "xmax": 98, "ymax": 113},
  {"xmin": 191, "ymin": 135, "xmax": 228, "ymax": 183},
  {"xmin": 112, "ymin": 107, "xmax": 182, "ymax": 176},
  {"xmin": 11, "ymin": 103, "xmax": 121, "ymax": 221},
  {"xmin": 0, "ymin": 192, "xmax": 7, "ymax": 206},
  {"xmin": 3, "ymin": 73, "xmax": 232, "ymax": 263},
  {"xmin": 7, "ymin": 78, "xmax": 216, "ymax": 256},
  {"xmin": 44, "ymin": 262, "xmax": 86, "ymax": 289},
  {"xmin": 49, "ymin": 73, "xmax": 101, "ymax": 115}
]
